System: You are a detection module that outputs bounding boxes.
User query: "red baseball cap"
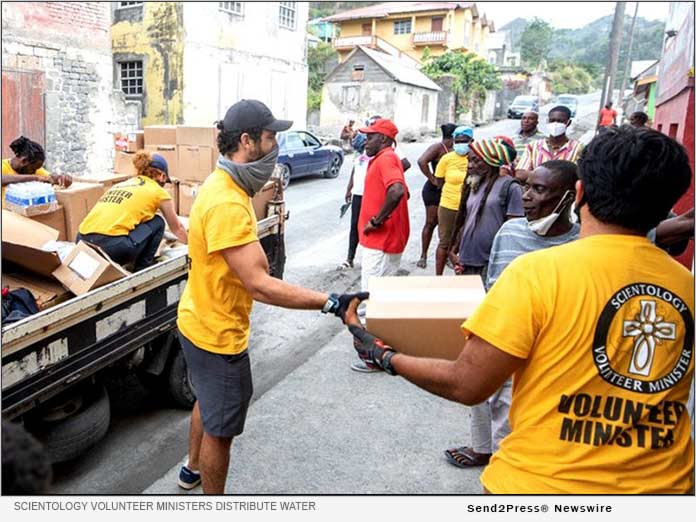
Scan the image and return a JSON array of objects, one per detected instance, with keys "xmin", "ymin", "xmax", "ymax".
[{"xmin": 358, "ymin": 118, "xmax": 399, "ymax": 140}]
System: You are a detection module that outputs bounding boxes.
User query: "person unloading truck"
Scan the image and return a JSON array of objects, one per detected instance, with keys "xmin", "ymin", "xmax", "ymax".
[
  {"xmin": 77, "ymin": 151, "xmax": 188, "ymax": 271},
  {"xmin": 2, "ymin": 136, "xmax": 72, "ymax": 205}
]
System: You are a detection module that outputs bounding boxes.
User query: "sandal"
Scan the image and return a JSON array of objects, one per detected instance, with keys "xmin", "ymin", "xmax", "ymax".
[
  {"xmin": 339, "ymin": 260, "xmax": 353, "ymax": 269},
  {"xmin": 444, "ymin": 446, "xmax": 491, "ymax": 468},
  {"xmin": 416, "ymin": 258, "xmax": 427, "ymax": 269}
]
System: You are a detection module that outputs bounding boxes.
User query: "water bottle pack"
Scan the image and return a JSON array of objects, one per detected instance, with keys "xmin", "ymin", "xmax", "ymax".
[{"xmin": 5, "ymin": 182, "xmax": 57, "ymax": 207}]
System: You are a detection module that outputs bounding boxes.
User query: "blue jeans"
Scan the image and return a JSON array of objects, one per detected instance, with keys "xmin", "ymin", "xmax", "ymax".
[{"xmin": 77, "ymin": 215, "xmax": 165, "ymax": 271}]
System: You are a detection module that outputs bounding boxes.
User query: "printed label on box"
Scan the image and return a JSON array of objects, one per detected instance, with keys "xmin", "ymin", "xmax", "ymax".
[{"xmin": 69, "ymin": 251, "xmax": 100, "ymax": 280}]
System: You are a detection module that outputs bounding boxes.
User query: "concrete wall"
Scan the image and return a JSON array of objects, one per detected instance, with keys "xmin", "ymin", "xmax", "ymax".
[
  {"xmin": 182, "ymin": 2, "xmax": 308, "ymax": 128},
  {"xmin": 2, "ymin": 2, "xmax": 132, "ymax": 176},
  {"xmin": 435, "ymin": 75, "xmax": 457, "ymax": 126}
]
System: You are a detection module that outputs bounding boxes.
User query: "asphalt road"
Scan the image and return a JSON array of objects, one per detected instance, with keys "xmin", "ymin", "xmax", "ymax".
[{"xmin": 49, "ymin": 99, "xmax": 600, "ymax": 494}]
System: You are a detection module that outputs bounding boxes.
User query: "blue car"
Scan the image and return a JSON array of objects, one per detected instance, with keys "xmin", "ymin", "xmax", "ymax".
[{"xmin": 276, "ymin": 130, "xmax": 343, "ymax": 189}]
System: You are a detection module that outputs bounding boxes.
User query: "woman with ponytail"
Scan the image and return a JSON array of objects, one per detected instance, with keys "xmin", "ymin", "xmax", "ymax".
[
  {"xmin": 78, "ymin": 150, "xmax": 187, "ymax": 271},
  {"xmin": 448, "ymin": 136, "xmax": 524, "ymax": 282}
]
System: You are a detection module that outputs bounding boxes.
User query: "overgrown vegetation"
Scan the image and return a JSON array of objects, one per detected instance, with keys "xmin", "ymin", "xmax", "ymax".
[{"xmin": 307, "ymin": 42, "xmax": 337, "ymax": 111}]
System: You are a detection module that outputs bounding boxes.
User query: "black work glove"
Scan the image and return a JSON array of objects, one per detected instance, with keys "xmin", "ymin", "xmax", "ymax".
[
  {"xmin": 325, "ymin": 292, "xmax": 369, "ymax": 322},
  {"xmin": 348, "ymin": 324, "xmax": 398, "ymax": 375}
]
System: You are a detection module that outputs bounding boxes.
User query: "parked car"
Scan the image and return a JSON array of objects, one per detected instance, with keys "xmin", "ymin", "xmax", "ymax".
[
  {"xmin": 557, "ymin": 94, "xmax": 579, "ymax": 118},
  {"xmin": 276, "ymin": 130, "xmax": 343, "ymax": 189},
  {"xmin": 507, "ymin": 95, "xmax": 539, "ymax": 119}
]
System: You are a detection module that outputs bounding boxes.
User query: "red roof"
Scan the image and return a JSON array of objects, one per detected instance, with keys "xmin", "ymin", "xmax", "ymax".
[{"xmin": 323, "ymin": 2, "xmax": 478, "ymax": 22}]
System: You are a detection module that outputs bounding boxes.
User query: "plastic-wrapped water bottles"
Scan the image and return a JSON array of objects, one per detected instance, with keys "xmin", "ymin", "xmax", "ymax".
[{"xmin": 5, "ymin": 182, "xmax": 57, "ymax": 207}]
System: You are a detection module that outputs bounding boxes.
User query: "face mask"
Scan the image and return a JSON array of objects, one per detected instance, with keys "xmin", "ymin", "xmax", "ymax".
[
  {"xmin": 527, "ymin": 190, "xmax": 574, "ymax": 236},
  {"xmin": 217, "ymin": 145, "xmax": 279, "ymax": 197},
  {"xmin": 547, "ymin": 122, "xmax": 567, "ymax": 138},
  {"xmin": 453, "ymin": 143, "xmax": 469, "ymax": 156}
]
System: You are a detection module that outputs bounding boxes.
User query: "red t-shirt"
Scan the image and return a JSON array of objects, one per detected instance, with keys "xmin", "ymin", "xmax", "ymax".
[
  {"xmin": 598, "ymin": 108, "xmax": 617, "ymax": 126},
  {"xmin": 358, "ymin": 147, "xmax": 410, "ymax": 254}
]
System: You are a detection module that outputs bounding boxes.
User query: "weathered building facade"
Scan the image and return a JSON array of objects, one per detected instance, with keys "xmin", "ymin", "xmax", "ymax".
[
  {"xmin": 320, "ymin": 46, "xmax": 440, "ymax": 138},
  {"xmin": 2, "ymin": 2, "xmax": 137, "ymax": 175},
  {"xmin": 111, "ymin": 1, "xmax": 309, "ymax": 128}
]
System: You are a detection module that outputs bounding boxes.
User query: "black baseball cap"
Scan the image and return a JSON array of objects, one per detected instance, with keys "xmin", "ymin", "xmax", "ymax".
[{"xmin": 222, "ymin": 99, "xmax": 293, "ymax": 133}]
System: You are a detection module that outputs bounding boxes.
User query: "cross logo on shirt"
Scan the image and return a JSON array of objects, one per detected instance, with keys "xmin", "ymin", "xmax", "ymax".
[{"xmin": 623, "ymin": 300, "xmax": 676, "ymax": 377}]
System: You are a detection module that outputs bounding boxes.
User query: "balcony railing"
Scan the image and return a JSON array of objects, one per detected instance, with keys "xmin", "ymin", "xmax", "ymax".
[
  {"xmin": 412, "ymin": 31, "xmax": 448, "ymax": 46},
  {"xmin": 334, "ymin": 35, "xmax": 375, "ymax": 50},
  {"xmin": 333, "ymin": 35, "xmax": 422, "ymax": 68}
]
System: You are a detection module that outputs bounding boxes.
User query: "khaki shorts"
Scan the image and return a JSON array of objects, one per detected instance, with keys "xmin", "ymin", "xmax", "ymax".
[{"xmin": 437, "ymin": 206, "xmax": 458, "ymax": 250}]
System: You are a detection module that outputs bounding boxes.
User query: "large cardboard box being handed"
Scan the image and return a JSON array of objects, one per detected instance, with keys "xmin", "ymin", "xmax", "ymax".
[
  {"xmin": 365, "ymin": 276, "xmax": 486, "ymax": 361},
  {"xmin": 54, "ymin": 182, "xmax": 105, "ymax": 241}
]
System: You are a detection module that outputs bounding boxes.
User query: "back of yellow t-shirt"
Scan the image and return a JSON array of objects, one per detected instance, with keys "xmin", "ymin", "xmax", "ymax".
[
  {"xmin": 463, "ymin": 234, "xmax": 694, "ymax": 494},
  {"xmin": 177, "ymin": 169, "xmax": 258, "ymax": 355},
  {"xmin": 2, "ymin": 158, "xmax": 50, "ymax": 206},
  {"xmin": 434, "ymin": 151, "xmax": 468, "ymax": 211},
  {"xmin": 79, "ymin": 175, "xmax": 170, "ymax": 236}
]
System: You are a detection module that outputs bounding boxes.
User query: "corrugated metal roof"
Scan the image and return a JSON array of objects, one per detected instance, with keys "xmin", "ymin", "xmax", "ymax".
[
  {"xmin": 630, "ymin": 60, "xmax": 659, "ymax": 80},
  {"xmin": 357, "ymin": 46, "xmax": 441, "ymax": 91},
  {"xmin": 323, "ymin": 2, "xmax": 476, "ymax": 22}
]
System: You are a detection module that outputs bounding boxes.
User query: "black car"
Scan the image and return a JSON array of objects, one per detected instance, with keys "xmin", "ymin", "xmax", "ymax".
[
  {"xmin": 276, "ymin": 130, "xmax": 343, "ymax": 189},
  {"xmin": 507, "ymin": 95, "xmax": 539, "ymax": 119}
]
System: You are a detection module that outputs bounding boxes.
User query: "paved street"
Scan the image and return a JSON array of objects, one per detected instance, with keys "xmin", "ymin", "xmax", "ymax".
[{"xmin": 50, "ymin": 99, "xmax": 602, "ymax": 494}]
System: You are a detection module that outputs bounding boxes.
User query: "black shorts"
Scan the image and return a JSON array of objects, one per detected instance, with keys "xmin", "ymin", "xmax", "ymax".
[
  {"xmin": 178, "ymin": 332, "xmax": 253, "ymax": 438},
  {"xmin": 422, "ymin": 180, "xmax": 442, "ymax": 207}
]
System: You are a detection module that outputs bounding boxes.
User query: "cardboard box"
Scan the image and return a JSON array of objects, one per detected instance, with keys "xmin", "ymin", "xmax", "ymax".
[
  {"xmin": 52, "ymin": 241, "xmax": 130, "ymax": 296},
  {"xmin": 4, "ymin": 200, "xmax": 59, "ymax": 217},
  {"xmin": 144, "ymin": 125, "xmax": 177, "ymax": 146},
  {"xmin": 114, "ymin": 151, "xmax": 137, "ymax": 176},
  {"xmin": 78, "ymin": 172, "xmax": 133, "ymax": 190},
  {"xmin": 144, "ymin": 144, "xmax": 178, "ymax": 179},
  {"xmin": 178, "ymin": 182, "xmax": 200, "ymax": 217},
  {"xmin": 114, "ymin": 131, "xmax": 144, "ymax": 152},
  {"xmin": 165, "ymin": 179, "xmax": 179, "ymax": 214},
  {"xmin": 176, "ymin": 126, "xmax": 217, "ymax": 147},
  {"xmin": 365, "ymin": 276, "xmax": 486, "ymax": 361},
  {"xmin": 1, "ymin": 210, "xmax": 62, "ymax": 278},
  {"xmin": 178, "ymin": 145, "xmax": 213, "ymax": 183},
  {"xmin": 29, "ymin": 204, "xmax": 67, "ymax": 241},
  {"xmin": 54, "ymin": 182, "xmax": 105, "ymax": 241},
  {"xmin": 252, "ymin": 179, "xmax": 280, "ymax": 220},
  {"xmin": 2, "ymin": 272, "xmax": 72, "ymax": 310}
]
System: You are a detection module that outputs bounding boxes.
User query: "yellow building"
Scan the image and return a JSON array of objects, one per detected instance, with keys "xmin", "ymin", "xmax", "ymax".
[{"xmin": 324, "ymin": 1, "xmax": 494, "ymax": 65}]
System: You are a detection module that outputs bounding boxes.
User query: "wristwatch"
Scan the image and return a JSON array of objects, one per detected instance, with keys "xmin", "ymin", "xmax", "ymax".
[
  {"xmin": 321, "ymin": 293, "xmax": 340, "ymax": 314},
  {"xmin": 381, "ymin": 349, "xmax": 398, "ymax": 376}
]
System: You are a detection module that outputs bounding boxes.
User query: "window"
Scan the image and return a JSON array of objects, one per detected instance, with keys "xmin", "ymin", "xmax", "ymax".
[
  {"xmin": 362, "ymin": 23, "xmax": 371, "ymax": 36},
  {"xmin": 219, "ymin": 2, "xmax": 243, "ymax": 15},
  {"xmin": 351, "ymin": 64, "xmax": 365, "ymax": 81},
  {"xmin": 118, "ymin": 1, "xmax": 142, "ymax": 7},
  {"xmin": 298, "ymin": 132, "xmax": 320, "ymax": 148},
  {"xmin": 284, "ymin": 132, "xmax": 304, "ymax": 150},
  {"xmin": 119, "ymin": 61, "xmax": 143, "ymax": 96},
  {"xmin": 279, "ymin": 2, "xmax": 296, "ymax": 30},
  {"xmin": 341, "ymin": 86, "xmax": 360, "ymax": 110},
  {"xmin": 393, "ymin": 19, "xmax": 412, "ymax": 35},
  {"xmin": 431, "ymin": 17, "xmax": 443, "ymax": 32},
  {"xmin": 668, "ymin": 123, "xmax": 678, "ymax": 139}
]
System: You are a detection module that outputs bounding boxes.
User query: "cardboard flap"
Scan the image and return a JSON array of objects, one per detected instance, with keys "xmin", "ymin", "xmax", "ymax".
[
  {"xmin": 52, "ymin": 241, "xmax": 130, "ymax": 295},
  {"xmin": 2, "ymin": 210, "xmax": 62, "ymax": 278}
]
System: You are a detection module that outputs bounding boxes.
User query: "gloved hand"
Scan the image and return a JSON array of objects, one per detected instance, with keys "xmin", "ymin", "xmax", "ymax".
[
  {"xmin": 343, "ymin": 296, "xmax": 398, "ymax": 375},
  {"xmin": 326, "ymin": 292, "xmax": 370, "ymax": 322}
]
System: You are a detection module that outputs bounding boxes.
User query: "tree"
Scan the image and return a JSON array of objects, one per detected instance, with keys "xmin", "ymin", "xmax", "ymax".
[
  {"xmin": 520, "ymin": 18, "xmax": 553, "ymax": 69},
  {"xmin": 549, "ymin": 62, "xmax": 594, "ymax": 94},
  {"xmin": 422, "ymin": 51, "xmax": 501, "ymax": 116},
  {"xmin": 307, "ymin": 42, "xmax": 337, "ymax": 112}
]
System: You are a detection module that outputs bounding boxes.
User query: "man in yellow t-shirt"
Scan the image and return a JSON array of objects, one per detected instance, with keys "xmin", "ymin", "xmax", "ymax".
[
  {"xmin": 434, "ymin": 126, "xmax": 472, "ymax": 275},
  {"xmin": 1, "ymin": 135, "xmax": 72, "ymax": 205},
  {"xmin": 176, "ymin": 100, "xmax": 366, "ymax": 494},
  {"xmin": 344, "ymin": 126, "xmax": 694, "ymax": 494}
]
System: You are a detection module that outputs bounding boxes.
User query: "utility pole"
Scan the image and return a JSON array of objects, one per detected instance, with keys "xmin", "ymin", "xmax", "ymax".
[
  {"xmin": 599, "ymin": 2, "xmax": 626, "ymax": 116},
  {"xmin": 617, "ymin": 2, "xmax": 640, "ymax": 116}
]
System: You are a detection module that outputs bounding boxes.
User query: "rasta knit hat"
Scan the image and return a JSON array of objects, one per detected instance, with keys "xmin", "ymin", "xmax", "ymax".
[{"xmin": 469, "ymin": 137, "xmax": 517, "ymax": 167}]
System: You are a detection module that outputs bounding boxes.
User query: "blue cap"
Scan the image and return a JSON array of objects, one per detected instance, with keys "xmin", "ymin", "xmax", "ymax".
[
  {"xmin": 150, "ymin": 154, "xmax": 170, "ymax": 181},
  {"xmin": 453, "ymin": 126, "xmax": 474, "ymax": 139}
]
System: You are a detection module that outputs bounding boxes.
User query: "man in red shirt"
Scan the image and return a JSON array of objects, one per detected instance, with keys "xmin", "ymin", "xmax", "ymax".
[
  {"xmin": 597, "ymin": 101, "xmax": 617, "ymax": 129},
  {"xmin": 354, "ymin": 118, "xmax": 409, "ymax": 372}
]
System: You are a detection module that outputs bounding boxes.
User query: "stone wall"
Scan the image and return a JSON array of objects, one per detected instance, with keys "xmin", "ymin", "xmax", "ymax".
[{"xmin": 2, "ymin": 2, "xmax": 134, "ymax": 176}]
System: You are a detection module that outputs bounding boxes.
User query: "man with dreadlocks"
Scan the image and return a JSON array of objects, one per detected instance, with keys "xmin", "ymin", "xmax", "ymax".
[
  {"xmin": 2, "ymin": 136, "xmax": 72, "ymax": 205},
  {"xmin": 449, "ymin": 137, "xmax": 524, "ymax": 282}
]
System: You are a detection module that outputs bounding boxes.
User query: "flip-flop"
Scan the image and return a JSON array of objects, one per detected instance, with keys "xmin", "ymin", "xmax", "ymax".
[
  {"xmin": 444, "ymin": 446, "xmax": 491, "ymax": 468},
  {"xmin": 416, "ymin": 258, "xmax": 427, "ymax": 268}
]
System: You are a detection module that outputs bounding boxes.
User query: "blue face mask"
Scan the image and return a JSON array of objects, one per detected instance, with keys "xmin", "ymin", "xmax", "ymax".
[{"xmin": 454, "ymin": 143, "xmax": 469, "ymax": 156}]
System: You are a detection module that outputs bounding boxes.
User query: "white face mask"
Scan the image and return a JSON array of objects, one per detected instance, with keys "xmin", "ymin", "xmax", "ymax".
[
  {"xmin": 547, "ymin": 122, "xmax": 568, "ymax": 138},
  {"xmin": 527, "ymin": 190, "xmax": 574, "ymax": 236}
]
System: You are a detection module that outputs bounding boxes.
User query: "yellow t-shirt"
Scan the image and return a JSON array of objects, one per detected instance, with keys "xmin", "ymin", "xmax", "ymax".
[
  {"xmin": 434, "ymin": 151, "xmax": 468, "ymax": 211},
  {"xmin": 78, "ymin": 175, "xmax": 171, "ymax": 236},
  {"xmin": 177, "ymin": 169, "xmax": 258, "ymax": 355},
  {"xmin": 1, "ymin": 158, "xmax": 51, "ymax": 206},
  {"xmin": 463, "ymin": 234, "xmax": 694, "ymax": 494}
]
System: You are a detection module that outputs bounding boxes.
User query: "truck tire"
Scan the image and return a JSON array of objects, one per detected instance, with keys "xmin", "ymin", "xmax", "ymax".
[
  {"xmin": 34, "ymin": 384, "xmax": 110, "ymax": 463},
  {"xmin": 167, "ymin": 348, "xmax": 196, "ymax": 409}
]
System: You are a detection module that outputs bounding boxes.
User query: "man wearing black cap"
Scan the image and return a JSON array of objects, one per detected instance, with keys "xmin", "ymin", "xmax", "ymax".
[{"xmin": 176, "ymin": 99, "xmax": 366, "ymax": 493}]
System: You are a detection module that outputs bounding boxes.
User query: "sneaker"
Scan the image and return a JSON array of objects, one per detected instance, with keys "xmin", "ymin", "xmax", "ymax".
[
  {"xmin": 178, "ymin": 465, "xmax": 201, "ymax": 490},
  {"xmin": 350, "ymin": 359, "xmax": 381, "ymax": 373}
]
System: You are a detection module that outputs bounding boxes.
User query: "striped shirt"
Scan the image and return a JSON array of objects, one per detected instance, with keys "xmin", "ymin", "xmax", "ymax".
[
  {"xmin": 485, "ymin": 218, "xmax": 580, "ymax": 291},
  {"xmin": 517, "ymin": 137, "xmax": 583, "ymax": 171},
  {"xmin": 511, "ymin": 129, "xmax": 545, "ymax": 159}
]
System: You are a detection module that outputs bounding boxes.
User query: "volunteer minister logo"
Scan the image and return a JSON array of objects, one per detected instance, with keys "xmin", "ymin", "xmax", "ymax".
[{"xmin": 592, "ymin": 284, "xmax": 693, "ymax": 394}]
